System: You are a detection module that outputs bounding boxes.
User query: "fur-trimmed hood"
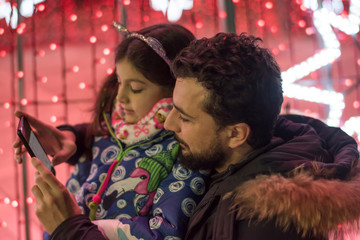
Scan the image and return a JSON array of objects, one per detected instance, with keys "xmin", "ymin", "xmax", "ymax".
[{"xmin": 225, "ymin": 167, "xmax": 360, "ymax": 239}]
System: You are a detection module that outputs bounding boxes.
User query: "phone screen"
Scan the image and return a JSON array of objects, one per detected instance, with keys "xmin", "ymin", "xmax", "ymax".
[{"xmin": 17, "ymin": 116, "xmax": 56, "ymax": 175}]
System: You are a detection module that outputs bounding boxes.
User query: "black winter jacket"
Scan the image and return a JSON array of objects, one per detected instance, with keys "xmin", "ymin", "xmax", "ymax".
[{"xmin": 185, "ymin": 115, "xmax": 360, "ymax": 240}]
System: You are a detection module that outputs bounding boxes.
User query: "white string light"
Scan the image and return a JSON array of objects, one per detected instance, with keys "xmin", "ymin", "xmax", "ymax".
[
  {"xmin": 0, "ymin": 0, "xmax": 46, "ymax": 29},
  {"xmin": 342, "ymin": 117, "xmax": 360, "ymax": 145},
  {"xmin": 150, "ymin": 0, "xmax": 193, "ymax": 22},
  {"xmin": 282, "ymin": 0, "xmax": 360, "ymax": 127}
]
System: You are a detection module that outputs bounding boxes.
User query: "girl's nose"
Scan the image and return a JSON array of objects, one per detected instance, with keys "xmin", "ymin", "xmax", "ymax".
[{"xmin": 117, "ymin": 86, "xmax": 129, "ymax": 104}]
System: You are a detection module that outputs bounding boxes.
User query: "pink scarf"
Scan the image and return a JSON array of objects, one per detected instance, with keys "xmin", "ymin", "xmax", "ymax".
[{"xmin": 111, "ymin": 98, "xmax": 173, "ymax": 145}]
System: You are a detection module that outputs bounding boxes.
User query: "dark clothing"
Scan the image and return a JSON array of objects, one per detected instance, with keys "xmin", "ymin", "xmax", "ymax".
[
  {"xmin": 50, "ymin": 215, "xmax": 105, "ymax": 240},
  {"xmin": 57, "ymin": 123, "xmax": 89, "ymax": 165},
  {"xmin": 185, "ymin": 115, "xmax": 360, "ymax": 240}
]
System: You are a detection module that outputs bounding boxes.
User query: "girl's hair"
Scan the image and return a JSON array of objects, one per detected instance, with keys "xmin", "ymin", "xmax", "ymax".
[{"xmin": 83, "ymin": 24, "xmax": 195, "ymax": 156}]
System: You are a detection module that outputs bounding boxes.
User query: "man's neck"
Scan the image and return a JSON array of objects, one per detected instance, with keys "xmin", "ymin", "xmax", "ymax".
[{"xmin": 215, "ymin": 144, "xmax": 254, "ymax": 173}]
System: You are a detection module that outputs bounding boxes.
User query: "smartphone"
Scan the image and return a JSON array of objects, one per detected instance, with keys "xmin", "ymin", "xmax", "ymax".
[{"xmin": 17, "ymin": 116, "xmax": 56, "ymax": 175}]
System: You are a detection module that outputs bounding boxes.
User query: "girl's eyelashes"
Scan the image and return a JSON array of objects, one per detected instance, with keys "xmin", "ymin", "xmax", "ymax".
[
  {"xmin": 131, "ymin": 88, "xmax": 143, "ymax": 94},
  {"xmin": 116, "ymin": 81, "xmax": 143, "ymax": 93}
]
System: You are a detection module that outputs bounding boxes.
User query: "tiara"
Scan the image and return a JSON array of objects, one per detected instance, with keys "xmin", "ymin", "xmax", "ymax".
[{"xmin": 113, "ymin": 22, "xmax": 173, "ymax": 73}]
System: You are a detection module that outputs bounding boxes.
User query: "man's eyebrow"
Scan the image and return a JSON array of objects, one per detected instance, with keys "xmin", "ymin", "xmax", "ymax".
[{"xmin": 173, "ymin": 103, "xmax": 195, "ymax": 119}]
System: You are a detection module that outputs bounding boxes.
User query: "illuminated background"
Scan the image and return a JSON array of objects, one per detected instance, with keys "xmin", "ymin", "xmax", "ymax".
[{"xmin": 0, "ymin": 0, "xmax": 359, "ymax": 239}]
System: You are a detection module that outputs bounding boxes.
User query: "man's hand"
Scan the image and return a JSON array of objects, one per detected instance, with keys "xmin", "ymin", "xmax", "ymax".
[
  {"xmin": 31, "ymin": 157, "xmax": 81, "ymax": 234},
  {"xmin": 13, "ymin": 110, "xmax": 77, "ymax": 166}
]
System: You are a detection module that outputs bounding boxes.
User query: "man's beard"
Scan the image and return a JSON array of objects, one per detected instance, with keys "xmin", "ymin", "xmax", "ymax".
[{"xmin": 176, "ymin": 136, "xmax": 228, "ymax": 171}]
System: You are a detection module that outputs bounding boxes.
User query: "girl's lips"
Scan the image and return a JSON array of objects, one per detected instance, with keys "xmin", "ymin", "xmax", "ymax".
[{"xmin": 123, "ymin": 109, "xmax": 134, "ymax": 114}]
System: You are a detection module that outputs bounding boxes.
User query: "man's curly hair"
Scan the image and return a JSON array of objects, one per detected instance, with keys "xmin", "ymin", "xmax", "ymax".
[{"xmin": 173, "ymin": 32, "xmax": 283, "ymax": 148}]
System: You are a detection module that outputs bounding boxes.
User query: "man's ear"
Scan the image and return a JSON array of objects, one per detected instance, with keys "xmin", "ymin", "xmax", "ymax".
[{"xmin": 227, "ymin": 123, "xmax": 251, "ymax": 149}]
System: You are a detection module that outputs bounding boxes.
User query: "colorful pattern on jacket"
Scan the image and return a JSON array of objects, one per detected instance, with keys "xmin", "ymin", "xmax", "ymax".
[{"xmin": 66, "ymin": 130, "xmax": 208, "ymax": 239}]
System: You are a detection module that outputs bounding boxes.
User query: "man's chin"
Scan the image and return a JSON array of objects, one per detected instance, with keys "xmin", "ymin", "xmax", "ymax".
[
  {"xmin": 177, "ymin": 144, "xmax": 227, "ymax": 171},
  {"xmin": 178, "ymin": 152, "xmax": 208, "ymax": 171}
]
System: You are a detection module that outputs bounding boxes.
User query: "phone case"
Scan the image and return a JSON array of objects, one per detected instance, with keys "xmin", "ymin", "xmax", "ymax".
[{"xmin": 17, "ymin": 116, "xmax": 56, "ymax": 175}]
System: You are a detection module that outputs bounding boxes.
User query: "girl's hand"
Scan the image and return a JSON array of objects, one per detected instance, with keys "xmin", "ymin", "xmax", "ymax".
[
  {"xmin": 31, "ymin": 157, "xmax": 81, "ymax": 234},
  {"xmin": 13, "ymin": 110, "xmax": 77, "ymax": 166}
]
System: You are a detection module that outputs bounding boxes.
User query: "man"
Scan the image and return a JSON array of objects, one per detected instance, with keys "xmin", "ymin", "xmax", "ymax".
[{"xmin": 164, "ymin": 32, "xmax": 360, "ymax": 239}]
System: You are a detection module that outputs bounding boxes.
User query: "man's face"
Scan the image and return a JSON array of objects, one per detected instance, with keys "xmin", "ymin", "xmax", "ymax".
[{"xmin": 164, "ymin": 77, "xmax": 229, "ymax": 171}]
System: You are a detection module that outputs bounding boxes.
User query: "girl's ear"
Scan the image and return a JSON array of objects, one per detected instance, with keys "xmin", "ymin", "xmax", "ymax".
[{"xmin": 226, "ymin": 123, "xmax": 251, "ymax": 149}]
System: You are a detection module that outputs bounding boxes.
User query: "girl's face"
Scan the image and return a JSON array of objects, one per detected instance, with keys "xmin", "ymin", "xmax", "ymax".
[{"xmin": 115, "ymin": 58, "xmax": 171, "ymax": 123}]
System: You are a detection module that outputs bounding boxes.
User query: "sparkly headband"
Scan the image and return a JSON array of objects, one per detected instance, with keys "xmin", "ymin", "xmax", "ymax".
[{"xmin": 113, "ymin": 21, "xmax": 173, "ymax": 73}]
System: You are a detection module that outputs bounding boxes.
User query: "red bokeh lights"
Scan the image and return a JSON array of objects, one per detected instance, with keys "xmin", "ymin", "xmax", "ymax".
[
  {"xmin": 11, "ymin": 200, "xmax": 18, "ymax": 208},
  {"xmin": 103, "ymin": 48, "xmax": 111, "ymax": 55},
  {"xmin": 265, "ymin": 1, "xmax": 273, "ymax": 9},
  {"xmin": 72, "ymin": 65, "xmax": 80, "ymax": 73},
  {"xmin": 107, "ymin": 68, "xmax": 114, "ymax": 75},
  {"xmin": 0, "ymin": 50, "xmax": 6, "ymax": 57},
  {"xmin": 26, "ymin": 197, "xmax": 34, "ymax": 204},
  {"xmin": 70, "ymin": 14, "xmax": 78, "ymax": 22},
  {"xmin": 51, "ymin": 95, "xmax": 59, "ymax": 103},
  {"xmin": 298, "ymin": 19, "xmax": 306, "ymax": 28},
  {"xmin": 300, "ymin": 4, "xmax": 307, "ymax": 11},
  {"xmin": 143, "ymin": 15, "xmax": 150, "ymax": 22},
  {"xmin": 257, "ymin": 19, "xmax": 265, "ymax": 27},
  {"xmin": 195, "ymin": 22, "xmax": 203, "ymax": 29},
  {"xmin": 353, "ymin": 101, "xmax": 360, "ymax": 109},
  {"xmin": 95, "ymin": 10, "xmax": 103, "ymax": 18},
  {"xmin": 17, "ymin": 23, "xmax": 26, "ymax": 35},
  {"xmin": 20, "ymin": 98, "xmax": 28, "ymax": 106},
  {"xmin": 99, "ymin": 57, "xmax": 106, "ymax": 64},
  {"xmin": 278, "ymin": 43, "xmax": 286, "ymax": 51},
  {"xmin": 79, "ymin": 82, "xmax": 87, "ymax": 89},
  {"xmin": 49, "ymin": 43, "xmax": 57, "ymax": 51},
  {"xmin": 50, "ymin": 115, "xmax": 57, "ymax": 123},
  {"xmin": 305, "ymin": 27, "xmax": 314, "ymax": 35},
  {"xmin": 101, "ymin": 24, "xmax": 109, "ymax": 32},
  {"xmin": 16, "ymin": 71, "xmax": 24, "ymax": 78},
  {"xmin": 270, "ymin": 25, "xmax": 278, "ymax": 33},
  {"xmin": 89, "ymin": 36, "xmax": 97, "ymax": 44},
  {"xmin": 38, "ymin": 49, "xmax": 46, "ymax": 57},
  {"xmin": 0, "ymin": 221, "xmax": 7, "ymax": 228},
  {"xmin": 3, "ymin": 102, "xmax": 10, "ymax": 109},
  {"xmin": 218, "ymin": 11, "xmax": 227, "ymax": 19},
  {"xmin": 40, "ymin": 76, "xmax": 48, "ymax": 83},
  {"xmin": 3, "ymin": 197, "xmax": 10, "ymax": 204},
  {"xmin": 271, "ymin": 48, "xmax": 279, "ymax": 55},
  {"xmin": 37, "ymin": 4, "xmax": 45, "ymax": 12},
  {"xmin": 344, "ymin": 78, "xmax": 353, "ymax": 87}
]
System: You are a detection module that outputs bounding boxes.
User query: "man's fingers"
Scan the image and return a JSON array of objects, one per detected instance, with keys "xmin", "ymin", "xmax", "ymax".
[
  {"xmin": 31, "ymin": 184, "xmax": 44, "ymax": 201},
  {"xmin": 33, "ymin": 169, "xmax": 54, "ymax": 198},
  {"xmin": 31, "ymin": 157, "xmax": 63, "ymax": 190}
]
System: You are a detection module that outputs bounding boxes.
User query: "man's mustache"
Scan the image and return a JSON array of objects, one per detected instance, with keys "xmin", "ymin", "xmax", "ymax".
[{"xmin": 174, "ymin": 135, "xmax": 189, "ymax": 148}]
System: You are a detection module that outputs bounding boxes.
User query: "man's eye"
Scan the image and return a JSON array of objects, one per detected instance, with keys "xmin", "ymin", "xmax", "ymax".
[{"xmin": 179, "ymin": 115, "xmax": 189, "ymax": 122}]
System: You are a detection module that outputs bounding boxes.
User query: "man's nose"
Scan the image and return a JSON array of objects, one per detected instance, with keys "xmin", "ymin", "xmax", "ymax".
[{"xmin": 164, "ymin": 109, "xmax": 179, "ymax": 132}]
